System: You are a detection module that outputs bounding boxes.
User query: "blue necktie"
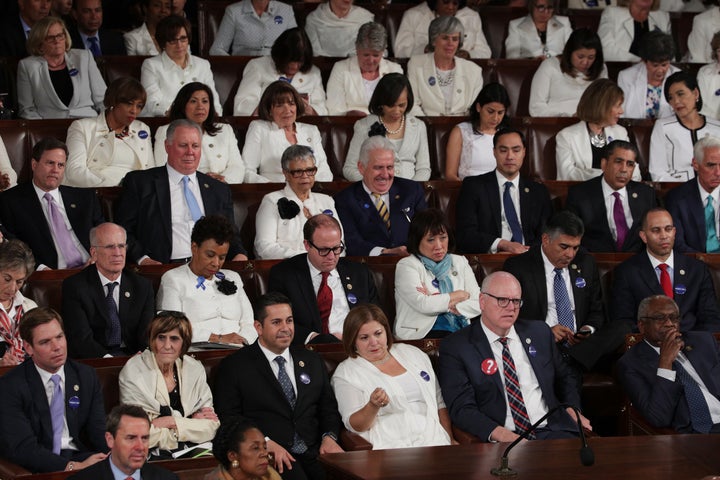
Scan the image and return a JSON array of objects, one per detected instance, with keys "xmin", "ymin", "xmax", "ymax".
[
  {"xmin": 274, "ymin": 357, "xmax": 308, "ymax": 453},
  {"xmin": 87, "ymin": 36, "xmax": 101, "ymax": 56},
  {"xmin": 674, "ymin": 361, "xmax": 714, "ymax": 433},
  {"xmin": 105, "ymin": 282, "xmax": 121, "ymax": 347},
  {"xmin": 503, "ymin": 182, "xmax": 523, "ymax": 243},
  {"xmin": 50, "ymin": 374, "xmax": 64, "ymax": 454},
  {"xmin": 553, "ymin": 268, "xmax": 575, "ymax": 332},
  {"xmin": 182, "ymin": 176, "xmax": 203, "ymax": 222},
  {"xmin": 705, "ymin": 195, "xmax": 720, "ymax": 253}
]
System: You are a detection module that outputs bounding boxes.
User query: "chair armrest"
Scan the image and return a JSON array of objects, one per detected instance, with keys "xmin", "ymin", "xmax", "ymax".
[
  {"xmin": 339, "ymin": 428, "xmax": 373, "ymax": 451},
  {"xmin": 452, "ymin": 425, "xmax": 483, "ymax": 444},
  {"xmin": 0, "ymin": 457, "xmax": 32, "ymax": 478}
]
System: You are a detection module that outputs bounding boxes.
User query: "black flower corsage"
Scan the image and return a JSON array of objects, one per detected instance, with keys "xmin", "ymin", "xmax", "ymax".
[
  {"xmin": 277, "ymin": 197, "xmax": 300, "ymax": 219},
  {"xmin": 368, "ymin": 121, "xmax": 387, "ymax": 137},
  {"xmin": 214, "ymin": 272, "xmax": 237, "ymax": 295}
]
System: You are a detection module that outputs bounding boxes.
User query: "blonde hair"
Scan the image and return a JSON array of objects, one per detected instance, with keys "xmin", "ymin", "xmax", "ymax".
[{"xmin": 27, "ymin": 16, "xmax": 72, "ymax": 56}]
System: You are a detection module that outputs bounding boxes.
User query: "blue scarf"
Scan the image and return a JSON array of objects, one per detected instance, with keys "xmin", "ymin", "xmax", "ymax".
[{"xmin": 419, "ymin": 255, "xmax": 469, "ymax": 332}]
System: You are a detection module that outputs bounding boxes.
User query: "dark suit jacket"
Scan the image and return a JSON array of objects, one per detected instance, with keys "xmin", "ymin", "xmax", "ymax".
[
  {"xmin": 115, "ymin": 166, "xmax": 246, "ymax": 263},
  {"xmin": 616, "ymin": 331, "xmax": 720, "ymax": 433},
  {"xmin": 67, "ymin": 457, "xmax": 179, "ymax": 480},
  {"xmin": 455, "ymin": 171, "xmax": 553, "ymax": 254},
  {"xmin": 503, "ymin": 246, "xmax": 619, "ymax": 369},
  {"xmin": 0, "ymin": 15, "xmax": 28, "ymax": 57},
  {"xmin": 0, "ymin": 182, "xmax": 104, "ymax": 269},
  {"xmin": 68, "ymin": 27, "xmax": 127, "ymax": 55},
  {"xmin": 665, "ymin": 177, "xmax": 706, "ymax": 253},
  {"xmin": 268, "ymin": 254, "xmax": 381, "ymax": 345},
  {"xmin": 213, "ymin": 341, "xmax": 341, "ymax": 455},
  {"xmin": 334, "ymin": 178, "xmax": 427, "ymax": 256},
  {"xmin": 566, "ymin": 176, "xmax": 657, "ymax": 253},
  {"xmin": 0, "ymin": 359, "xmax": 108, "ymax": 473},
  {"xmin": 612, "ymin": 250, "xmax": 720, "ymax": 333},
  {"xmin": 61, "ymin": 264, "xmax": 155, "ymax": 358},
  {"xmin": 438, "ymin": 319, "xmax": 581, "ymax": 441}
]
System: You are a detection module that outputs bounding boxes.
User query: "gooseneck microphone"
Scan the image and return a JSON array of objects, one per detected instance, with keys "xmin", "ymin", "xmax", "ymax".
[{"xmin": 490, "ymin": 403, "xmax": 594, "ymax": 477}]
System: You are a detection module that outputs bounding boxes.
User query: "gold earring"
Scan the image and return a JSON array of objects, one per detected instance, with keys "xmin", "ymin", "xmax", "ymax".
[{"xmin": 231, "ymin": 460, "xmax": 239, "ymax": 468}]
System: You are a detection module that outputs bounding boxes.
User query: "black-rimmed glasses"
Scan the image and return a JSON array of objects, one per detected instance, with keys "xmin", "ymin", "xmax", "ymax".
[
  {"xmin": 284, "ymin": 167, "xmax": 318, "ymax": 178},
  {"xmin": 308, "ymin": 240, "xmax": 345, "ymax": 257},
  {"xmin": 640, "ymin": 313, "xmax": 680, "ymax": 324},
  {"xmin": 483, "ymin": 291, "xmax": 523, "ymax": 308}
]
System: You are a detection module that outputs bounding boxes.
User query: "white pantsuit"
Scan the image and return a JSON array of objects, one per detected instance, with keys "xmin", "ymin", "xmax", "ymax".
[
  {"xmin": 504, "ymin": 15, "xmax": 572, "ymax": 59},
  {"xmin": 556, "ymin": 121, "xmax": 635, "ymax": 181},
  {"xmin": 325, "ymin": 58, "xmax": 404, "ymax": 115}
]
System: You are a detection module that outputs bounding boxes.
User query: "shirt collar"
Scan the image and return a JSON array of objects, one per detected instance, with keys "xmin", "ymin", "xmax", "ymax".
[
  {"xmin": 306, "ymin": 256, "xmax": 337, "ymax": 279},
  {"xmin": 32, "ymin": 183, "xmax": 60, "ymax": 203},
  {"xmin": 646, "ymin": 249, "xmax": 674, "ymax": 270},
  {"xmin": 108, "ymin": 454, "xmax": 141, "ymax": 480},
  {"xmin": 697, "ymin": 181, "xmax": 720, "ymax": 204},
  {"xmin": 480, "ymin": 318, "xmax": 519, "ymax": 345},
  {"xmin": 600, "ymin": 176, "xmax": 627, "ymax": 197},
  {"xmin": 97, "ymin": 270, "xmax": 123, "ymax": 288},
  {"xmin": 35, "ymin": 362, "xmax": 65, "ymax": 385},
  {"xmin": 258, "ymin": 340, "xmax": 291, "ymax": 365},
  {"xmin": 166, "ymin": 164, "xmax": 197, "ymax": 184},
  {"xmin": 495, "ymin": 170, "xmax": 519, "ymax": 190}
]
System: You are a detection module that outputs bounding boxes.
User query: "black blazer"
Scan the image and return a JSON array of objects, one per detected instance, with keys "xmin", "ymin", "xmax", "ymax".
[
  {"xmin": 612, "ymin": 250, "xmax": 720, "ymax": 333},
  {"xmin": 665, "ymin": 177, "xmax": 706, "ymax": 253},
  {"xmin": 0, "ymin": 182, "xmax": 104, "ymax": 269},
  {"xmin": 115, "ymin": 166, "xmax": 246, "ymax": 263},
  {"xmin": 566, "ymin": 176, "xmax": 657, "ymax": 253},
  {"xmin": 455, "ymin": 171, "xmax": 553, "ymax": 254},
  {"xmin": 68, "ymin": 27, "xmax": 127, "ymax": 55},
  {"xmin": 213, "ymin": 341, "xmax": 341, "ymax": 455},
  {"xmin": 67, "ymin": 457, "xmax": 179, "ymax": 480},
  {"xmin": 61, "ymin": 264, "xmax": 155, "ymax": 358},
  {"xmin": 268, "ymin": 254, "xmax": 381, "ymax": 344},
  {"xmin": 0, "ymin": 15, "xmax": 28, "ymax": 57},
  {"xmin": 0, "ymin": 359, "xmax": 108, "ymax": 473}
]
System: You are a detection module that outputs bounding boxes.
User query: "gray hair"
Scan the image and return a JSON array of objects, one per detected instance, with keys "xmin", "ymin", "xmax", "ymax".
[
  {"xmin": 166, "ymin": 118, "xmax": 202, "ymax": 144},
  {"xmin": 358, "ymin": 135, "xmax": 396, "ymax": 167},
  {"xmin": 89, "ymin": 222, "xmax": 127, "ymax": 247},
  {"xmin": 281, "ymin": 144, "xmax": 316, "ymax": 171},
  {"xmin": 356, "ymin": 22, "xmax": 387, "ymax": 52},
  {"xmin": 638, "ymin": 31, "xmax": 674, "ymax": 62},
  {"xmin": 427, "ymin": 16, "xmax": 464, "ymax": 52},
  {"xmin": 693, "ymin": 135, "xmax": 720, "ymax": 164},
  {"xmin": 0, "ymin": 239, "xmax": 35, "ymax": 275},
  {"xmin": 637, "ymin": 295, "xmax": 679, "ymax": 321}
]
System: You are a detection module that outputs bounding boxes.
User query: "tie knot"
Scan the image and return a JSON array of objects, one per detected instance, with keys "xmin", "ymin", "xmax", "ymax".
[
  {"xmin": 182, "ymin": 175, "xmax": 190, "ymax": 186},
  {"xmin": 554, "ymin": 267, "xmax": 563, "ymax": 275},
  {"xmin": 106, "ymin": 281, "xmax": 117, "ymax": 293},
  {"xmin": 275, "ymin": 356, "xmax": 286, "ymax": 366},
  {"xmin": 498, "ymin": 337, "xmax": 509, "ymax": 346},
  {"xmin": 612, "ymin": 191, "xmax": 621, "ymax": 200},
  {"xmin": 43, "ymin": 192, "xmax": 54, "ymax": 203},
  {"xmin": 321, "ymin": 271, "xmax": 330, "ymax": 281},
  {"xmin": 51, "ymin": 374, "xmax": 61, "ymax": 386},
  {"xmin": 372, "ymin": 193, "xmax": 382, "ymax": 200},
  {"xmin": 88, "ymin": 36, "xmax": 98, "ymax": 41},
  {"xmin": 658, "ymin": 263, "xmax": 669, "ymax": 272},
  {"xmin": 504, "ymin": 181, "xmax": 513, "ymax": 191}
]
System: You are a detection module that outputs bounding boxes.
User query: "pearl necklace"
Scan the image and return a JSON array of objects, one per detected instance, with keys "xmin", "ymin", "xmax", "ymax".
[
  {"xmin": 372, "ymin": 352, "xmax": 392, "ymax": 365},
  {"xmin": 379, "ymin": 115, "xmax": 404, "ymax": 136}
]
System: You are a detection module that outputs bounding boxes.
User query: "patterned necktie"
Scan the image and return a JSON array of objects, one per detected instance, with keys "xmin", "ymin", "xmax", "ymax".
[
  {"xmin": 612, "ymin": 192, "xmax": 629, "ymax": 251},
  {"xmin": 182, "ymin": 176, "xmax": 203, "ymax": 222},
  {"xmin": 317, "ymin": 272, "xmax": 332, "ymax": 335},
  {"xmin": 105, "ymin": 282, "xmax": 121, "ymax": 347},
  {"xmin": 44, "ymin": 193, "xmax": 84, "ymax": 268},
  {"xmin": 705, "ymin": 195, "xmax": 720, "ymax": 253},
  {"xmin": 553, "ymin": 268, "xmax": 575, "ymax": 332},
  {"xmin": 498, "ymin": 338, "xmax": 534, "ymax": 439},
  {"xmin": 503, "ymin": 182, "xmax": 523, "ymax": 243},
  {"xmin": 87, "ymin": 36, "xmax": 101, "ymax": 56},
  {"xmin": 50, "ymin": 374, "xmax": 64, "ymax": 454},
  {"xmin": 274, "ymin": 357, "xmax": 308, "ymax": 453},
  {"xmin": 658, "ymin": 263, "xmax": 673, "ymax": 298},
  {"xmin": 674, "ymin": 361, "xmax": 714, "ymax": 433},
  {"xmin": 372, "ymin": 193, "xmax": 391, "ymax": 231}
]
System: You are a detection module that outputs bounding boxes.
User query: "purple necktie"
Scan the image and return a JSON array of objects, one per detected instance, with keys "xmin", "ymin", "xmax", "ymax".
[
  {"xmin": 44, "ymin": 193, "xmax": 84, "ymax": 268},
  {"xmin": 50, "ymin": 374, "xmax": 64, "ymax": 454},
  {"xmin": 612, "ymin": 192, "xmax": 629, "ymax": 251}
]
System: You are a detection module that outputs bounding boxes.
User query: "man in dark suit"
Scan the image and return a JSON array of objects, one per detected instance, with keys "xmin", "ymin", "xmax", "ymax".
[
  {"xmin": 68, "ymin": 404, "xmax": 178, "ymax": 480},
  {"xmin": 269, "ymin": 214, "xmax": 380, "ymax": 345},
  {"xmin": 335, "ymin": 136, "xmax": 427, "ymax": 257},
  {"xmin": 214, "ymin": 292, "xmax": 343, "ymax": 480},
  {"xmin": 456, "ymin": 128, "xmax": 553, "ymax": 254},
  {"xmin": 61, "ymin": 222, "xmax": 154, "ymax": 358},
  {"xmin": 438, "ymin": 272, "xmax": 588, "ymax": 443},
  {"xmin": 68, "ymin": 0, "xmax": 127, "ymax": 56},
  {"xmin": 566, "ymin": 140, "xmax": 657, "ymax": 253},
  {"xmin": 0, "ymin": 307, "xmax": 108, "ymax": 473},
  {"xmin": 665, "ymin": 135, "xmax": 720, "ymax": 253},
  {"xmin": 115, "ymin": 119, "xmax": 247, "ymax": 264},
  {"xmin": 0, "ymin": 0, "xmax": 50, "ymax": 57},
  {"xmin": 617, "ymin": 295, "xmax": 720, "ymax": 433},
  {"xmin": 503, "ymin": 211, "xmax": 622, "ymax": 372},
  {"xmin": 0, "ymin": 137, "xmax": 104, "ymax": 269},
  {"xmin": 612, "ymin": 207, "xmax": 720, "ymax": 333}
]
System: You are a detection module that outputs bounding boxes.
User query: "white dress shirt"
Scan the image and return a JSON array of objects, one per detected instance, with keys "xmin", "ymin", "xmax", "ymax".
[
  {"xmin": 307, "ymin": 258, "xmax": 350, "ymax": 342},
  {"xmin": 647, "ymin": 249, "xmax": 675, "ymax": 286},
  {"xmin": 601, "ymin": 178, "xmax": 633, "ymax": 243},
  {"xmin": 167, "ymin": 165, "xmax": 205, "ymax": 260}
]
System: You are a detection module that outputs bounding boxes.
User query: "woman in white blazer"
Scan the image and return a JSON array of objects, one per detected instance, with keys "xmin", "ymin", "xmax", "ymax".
[
  {"xmin": 255, "ymin": 145, "xmax": 341, "ymax": 259},
  {"xmin": 304, "ymin": 0, "xmax": 374, "ymax": 57},
  {"xmin": 242, "ymin": 81, "xmax": 332, "ymax": 183},
  {"xmin": 124, "ymin": 0, "xmax": 171, "ymax": 55},
  {"xmin": 344, "ymin": 74, "xmax": 430, "ymax": 181},
  {"xmin": 394, "ymin": 209, "xmax": 481, "ymax": 340},
  {"xmin": 233, "ymin": 28, "xmax": 327, "ymax": 115},
  {"xmin": 687, "ymin": 6, "xmax": 720, "ymax": 63},
  {"xmin": 529, "ymin": 28, "xmax": 608, "ymax": 117},
  {"xmin": 407, "ymin": 16, "xmax": 483, "ymax": 117},
  {"xmin": 617, "ymin": 31, "xmax": 678, "ymax": 119},
  {"xmin": 697, "ymin": 32, "xmax": 720, "ymax": 120},
  {"xmin": 557, "ymin": 79, "xmax": 639, "ymax": 181},
  {"xmin": 597, "ymin": 0, "xmax": 671, "ymax": 62},
  {"xmin": 326, "ymin": 22, "xmax": 404, "ymax": 115},
  {"xmin": 0, "ymin": 138, "xmax": 17, "ymax": 191},
  {"xmin": 65, "ymin": 78, "xmax": 155, "ymax": 188},
  {"xmin": 394, "ymin": 0, "xmax": 491, "ymax": 58},
  {"xmin": 505, "ymin": 0, "xmax": 572, "ymax": 59},
  {"xmin": 17, "ymin": 17, "xmax": 106, "ymax": 119},
  {"xmin": 141, "ymin": 15, "xmax": 222, "ymax": 117},
  {"xmin": 154, "ymin": 83, "xmax": 246, "ymax": 183}
]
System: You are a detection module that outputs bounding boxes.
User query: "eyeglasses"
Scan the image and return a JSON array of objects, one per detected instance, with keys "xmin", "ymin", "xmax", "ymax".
[
  {"xmin": 285, "ymin": 167, "xmax": 318, "ymax": 178},
  {"xmin": 640, "ymin": 313, "xmax": 680, "ymax": 324},
  {"xmin": 167, "ymin": 36, "xmax": 189, "ymax": 45},
  {"xmin": 483, "ymin": 291, "xmax": 523, "ymax": 308},
  {"xmin": 534, "ymin": 5, "xmax": 555, "ymax": 11},
  {"xmin": 45, "ymin": 32, "xmax": 65, "ymax": 43},
  {"xmin": 308, "ymin": 240, "xmax": 345, "ymax": 257},
  {"xmin": 92, "ymin": 243, "xmax": 127, "ymax": 250}
]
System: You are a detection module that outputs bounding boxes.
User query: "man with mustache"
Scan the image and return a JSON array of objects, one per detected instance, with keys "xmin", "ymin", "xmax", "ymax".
[
  {"xmin": 565, "ymin": 140, "xmax": 656, "ymax": 253},
  {"xmin": 617, "ymin": 295, "xmax": 720, "ymax": 433}
]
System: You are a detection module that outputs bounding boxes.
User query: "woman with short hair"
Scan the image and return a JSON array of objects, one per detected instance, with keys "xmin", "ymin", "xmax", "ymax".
[
  {"xmin": 0, "ymin": 240, "xmax": 37, "ymax": 367},
  {"xmin": 505, "ymin": 0, "xmax": 572, "ymax": 59}
]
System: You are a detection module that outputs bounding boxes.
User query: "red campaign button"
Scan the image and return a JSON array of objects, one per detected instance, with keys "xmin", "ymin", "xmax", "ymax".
[{"xmin": 481, "ymin": 358, "xmax": 498, "ymax": 375}]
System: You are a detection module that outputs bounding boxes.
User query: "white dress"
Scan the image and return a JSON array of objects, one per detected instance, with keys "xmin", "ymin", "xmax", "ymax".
[
  {"xmin": 597, "ymin": 6, "xmax": 671, "ymax": 62},
  {"xmin": 156, "ymin": 264, "xmax": 257, "ymax": 344},
  {"xmin": 456, "ymin": 122, "xmax": 496, "ymax": 179},
  {"xmin": 154, "ymin": 124, "xmax": 245, "ymax": 184},
  {"xmin": 687, "ymin": 7, "xmax": 720, "ymax": 63},
  {"xmin": 649, "ymin": 115, "xmax": 720, "ymax": 181},
  {"xmin": 325, "ymin": 57, "xmax": 404, "ymax": 115},
  {"xmin": 124, "ymin": 23, "xmax": 159, "ymax": 56},
  {"xmin": 304, "ymin": 3, "xmax": 374, "ymax": 57},
  {"xmin": 504, "ymin": 15, "xmax": 572, "ymax": 59},
  {"xmin": 698, "ymin": 62, "xmax": 720, "ymax": 120},
  {"xmin": 242, "ymin": 120, "xmax": 332, "ymax": 183}
]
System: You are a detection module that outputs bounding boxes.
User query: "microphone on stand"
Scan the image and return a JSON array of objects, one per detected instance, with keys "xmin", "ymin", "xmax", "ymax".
[{"xmin": 490, "ymin": 403, "xmax": 594, "ymax": 477}]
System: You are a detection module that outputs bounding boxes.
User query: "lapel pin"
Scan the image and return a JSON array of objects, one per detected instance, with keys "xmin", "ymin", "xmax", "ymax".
[
  {"xmin": 124, "ymin": 291, "xmax": 130, "ymax": 298},
  {"xmin": 456, "ymin": 89, "xmax": 462, "ymax": 94},
  {"xmin": 298, "ymin": 78, "xmax": 303, "ymax": 83},
  {"xmin": 395, "ymin": 194, "xmax": 400, "ymax": 200},
  {"xmin": 209, "ymin": 144, "xmax": 214, "ymax": 148},
  {"xmin": 346, "ymin": 283, "xmax": 353, "ymax": 290},
  {"xmin": 674, "ymin": 284, "xmax": 687, "ymax": 296},
  {"xmin": 68, "ymin": 396, "xmax": 80, "ymax": 409},
  {"xmin": 428, "ymin": 76, "xmax": 436, "ymax": 86},
  {"xmin": 73, "ymin": 384, "xmax": 79, "ymax": 392},
  {"xmin": 525, "ymin": 338, "xmax": 531, "ymax": 344},
  {"xmin": 575, "ymin": 277, "xmax": 586, "ymax": 289},
  {"xmin": 632, "ymin": 192, "xmax": 638, "ymax": 198},
  {"xmin": 420, "ymin": 371, "xmax": 431, "ymax": 382},
  {"xmin": 138, "ymin": 130, "xmax": 148, "ymax": 139},
  {"xmin": 481, "ymin": 358, "xmax": 497, "ymax": 375},
  {"xmin": 524, "ymin": 187, "xmax": 530, "ymax": 193},
  {"xmin": 70, "ymin": 204, "xmax": 76, "ymax": 209},
  {"xmin": 203, "ymin": 183, "xmax": 209, "ymax": 189},
  {"xmin": 347, "ymin": 292, "xmax": 357, "ymax": 304},
  {"xmin": 528, "ymin": 345, "xmax": 537, "ymax": 357},
  {"xmin": 570, "ymin": 264, "xmax": 577, "ymax": 270},
  {"xmin": 679, "ymin": 269, "xmax": 685, "ymax": 275},
  {"xmin": 299, "ymin": 373, "xmax": 311, "ymax": 384},
  {"xmin": 298, "ymin": 361, "xmax": 305, "ymax": 368}
]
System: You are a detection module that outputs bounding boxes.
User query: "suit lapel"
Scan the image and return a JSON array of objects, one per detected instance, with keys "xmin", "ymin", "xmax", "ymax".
[
  {"xmin": 672, "ymin": 254, "xmax": 690, "ymax": 308},
  {"xmin": 485, "ymin": 175, "xmax": 502, "ymax": 235},
  {"xmin": 638, "ymin": 252, "xmax": 664, "ymax": 294},
  {"xmin": 22, "ymin": 183, "xmax": 55, "ymax": 245},
  {"xmin": 64, "ymin": 362, "xmax": 80, "ymax": 441},
  {"xmin": 251, "ymin": 343, "xmax": 293, "ymax": 411},
  {"xmin": 155, "ymin": 169, "xmax": 173, "ymax": 244},
  {"xmin": 26, "ymin": 362, "xmax": 53, "ymax": 446},
  {"xmin": 688, "ymin": 181, "xmax": 706, "ymax": 247},
  {"xmin": 471, "ymin": 323, "xmax": 504, "ymax": 394},
  {"xmin": 88, "ymin": 266, "xmax": 112, "ymax": 328},
  {"xmin": 354, "ymin": 183, "xmax": 390, "ymax": 241},
  {"xmin": 518, "ymin": 177, "xmax": 534, "ymax": 241},
  {"xmin": 118, "ymin": 271, "xmax": 134, "ymax": 329},
  {"xmin": 296, "ymin": 256, "xmax": 321, "ymax": 328},
  {"xmin": 197, "ymin": 172, "xmax": 215, "ymax": 213},
  {"xmin": 569, "ymin": 260, "xmax": 585, "ymax": 326},
  {"xmin": 336, "ymin": 260, "xmax": 354, "ymax": 307},
  {"xmin": 589, "ymin": 178, "xmax": 616, "ymax": 245}
]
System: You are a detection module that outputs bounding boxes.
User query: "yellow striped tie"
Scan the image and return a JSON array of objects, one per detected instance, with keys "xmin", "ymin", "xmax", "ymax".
[{"xmin": 373, "ymin": 193, "xmax": 391, "ymax": 231}]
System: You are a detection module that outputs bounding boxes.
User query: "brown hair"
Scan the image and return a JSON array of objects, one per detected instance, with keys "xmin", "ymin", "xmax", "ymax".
[
  {"xmin": 257, "ymin": 81, "xmax": 306, "ymax": 121},
  {"xmin": 148, "ymin": 311, "xmax": 193, "ymax": 357},
  {"xmin": 342, "ymin": 304, "xmax": 394, "ymax": 358},
  {"xmin": 19, "ymin": 307, "xmax": 64, "ymax": 345},
  {"xmin": 103, "ymin": 77, "xmax": 147, "ymax": 110},
  {"xmin": 576, "ymin": 78, "xmax": 624, "ymax": 124}
]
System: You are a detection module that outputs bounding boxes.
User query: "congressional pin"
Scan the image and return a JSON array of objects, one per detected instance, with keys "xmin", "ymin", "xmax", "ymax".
[
  {"xmin": 99, "ymin": 142, "xmax": 105, "ymax": 147},
  {"xmin": 528, "ymin": 345, "xmax": 537, "ymax": 357},
  {"xmin": 68, "ymin": 68, "xmax": 78, "ymax": 76},
  {"xmin": 73, "ymin": 384, "xmax": 79, "ymax": 392},
  {"xmin": 363, "ymin": 203, "xmax": 370, "ymax": 209},
  {"xmin": 420, "ymin": 371, "xmax": 431, "ymax": 382},
  {"xmin": 632, "ymin": 192, "xmax": 638, "ymax": 199},
  {"xmin": 124, "ymin": 291, "xmax": 130, "ymax": 298},
  {"xmin": 347, "ymin": 293, "xmax": 358, "ymax": 304},
  {"xmin": 70, "ymin": 203, "xmax": 77, "ymax": 209},
  {"xmin": 299, "ymin": 373, "xmax": 311, "ymax": 384},
  {"xmin": 203, "ymin": 183, "xmax": 210, "ymax": 188},
  {"xmin": 524, "ymin": 187, "xmax": 529, "ymax": 193},
  {"xmin": 525, "ymin": 338, "xmax": 531, "ymax": 344},
  {"xmin": 298, "ymin": 78, "xmax": 304, "ymax": 83},
  {"xmin": 452, "ymin": 270, "xmax": 458, "ymax": 276},
  {"xmin": 456, "ymin": 89, "xmax": 461, "ymax": 94},
  {"xmin": 394, "ymin": 194, "xmax": 400, "ymax": 200},
  {"xmin": 68, "ymin": 396, "xmax": 80, "ymax": 409},
  {"xmin": 215, "ymin": 271, "xmax": 226, "ymax": 280},
  {"xmin": 306, "ymin": 137, "xmax": 311, "ymax": 142},
  {"xmin": 209, "ymin": 143, "xmax": 214, "ymax": 148},
  {"xmin": 674, "ymin": 284, "xmax": 687, "ymax": 295},
  {"xmin": 274, "ymin": 15, "xmax": 283, "ymax": 24},
  {"xmin": 570, "ymin": 264, "xmax": 577, "ymax": 270},
  {"xmin": 575, "ymin": 277, "xmax": 586, "ymax": 289},
  {"xmin": 715, "ymin": 89, "xmax": 720, "ymax": 96},
  {"xmin": 432, "ymin": 278, "xmax": 439, "ymax": 288},
  {"xmin": 679, "ymin": 269, "xmax": 685, "ymax": 275},
  {"xmin": 428, "ymin": 76, "xmax": 436, "ymax": 86},
  {"xmin": 322, "ymin": 209, "xmax": 333, "ymax": 216},
  {"xmin": 481, "ymin": 358, "xmax": 497, "ymax": 375},
  {"xmin": 346, "ymin": 283, "xmax": 353, "ymax": 290},
  {"xmin": 685, "ymin": 345, "xmax": 694, "ymax": 352},
  {"xmin": 138, "ymin": 130, "xmax": 149, "ymax": 139},
  {"xmin": 298, "ymin": 361, "xmax": 305, "ymax": 367}
]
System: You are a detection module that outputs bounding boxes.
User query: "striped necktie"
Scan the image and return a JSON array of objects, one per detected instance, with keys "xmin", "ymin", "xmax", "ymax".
[
  {"xmin": 499, "ymin": 337, "xmax": 535, "ymax": 439},
  {"xmin": 372, "ymin": 193, "xmax": 391, "ymax": 231}
]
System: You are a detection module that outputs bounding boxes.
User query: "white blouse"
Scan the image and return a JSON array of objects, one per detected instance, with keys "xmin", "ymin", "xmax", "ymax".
[{"xmin": 304, "ymin": 3, "xmax": 374, "ymax": 57}]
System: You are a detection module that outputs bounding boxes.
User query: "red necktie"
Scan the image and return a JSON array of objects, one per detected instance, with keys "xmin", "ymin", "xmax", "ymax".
[
  {"xmin": 658, "ymin": 263, "xmax": 673, "ymax": 298},
  {"xmin": 317, "ymin": 272, "xmax": 332, "ymax": 334}
]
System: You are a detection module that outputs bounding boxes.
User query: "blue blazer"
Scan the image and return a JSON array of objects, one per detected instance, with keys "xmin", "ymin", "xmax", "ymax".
[
  {"xmin": 438, "ymin": 319, "xmax": 581, "ymax": 441},
  {"xmin": 0, "ymin": 359, "xmax": 108, "ymax": 473},
  {"xmin": 617, "ymin": 331, "xmax": 720, "ymax": 432},
  {"xmin": 334, "ymin": 178, "xmax": 427, "ymax": 256},
  {"xmin": 665, "ymin": 178, "xmax": 707, "ymax": 253}
]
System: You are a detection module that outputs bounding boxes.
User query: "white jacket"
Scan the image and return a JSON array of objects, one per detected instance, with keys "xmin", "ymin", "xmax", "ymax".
[
  {"xmin": 304, "ymin": 3, "xmax": 374, "ymax": 57},
  {"xmin": 649, "ymin": 115, "xmax": 720, "ymax": 181},
  {"xmin": 687, "ymin": 7, "xmax": 720, "ymax": 63},
  {"xmin": 123, "ymin": 23, "xmax": 159, "ymax": 56},
  {"xmin": 617, "ymin": 61, "xmax": 678, "ymax": 119},
  {"xmin": 556, "ymin": 121, "xmax": 635, "ymax": 181},
  {"xmin": 0, "ymin": 138, "xmax": 17, "ymax": 189},
  {"xmin": 325, "ymin": 57, "xmax": 404, "ymax": 115},
  {"xmin": 698, "ymin": 62, "xmax": 720, "ymax": 120},
  {"xmin": 597, "ymin": 6, "xmax": 671, "ymax": 62},
  {"xmin": 504, "ymin": 15, "xmax": 572, "ymax": 59}
]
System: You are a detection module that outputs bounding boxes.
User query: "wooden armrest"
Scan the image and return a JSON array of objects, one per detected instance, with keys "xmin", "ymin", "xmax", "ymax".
[
  {"xmin": 0, "ymin": 457, "xmax": 32, "ymax": 478},
  {"xmin": 629, "ymin": 406, "xmax": 678, "ymax": 436},
  {"xmin": 452, "ymin": 425, "xmax": 482, "ymax": 444},
  {"xmin": 339, "ymin": 428, "xmax": 373, "ymax": 451}
]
